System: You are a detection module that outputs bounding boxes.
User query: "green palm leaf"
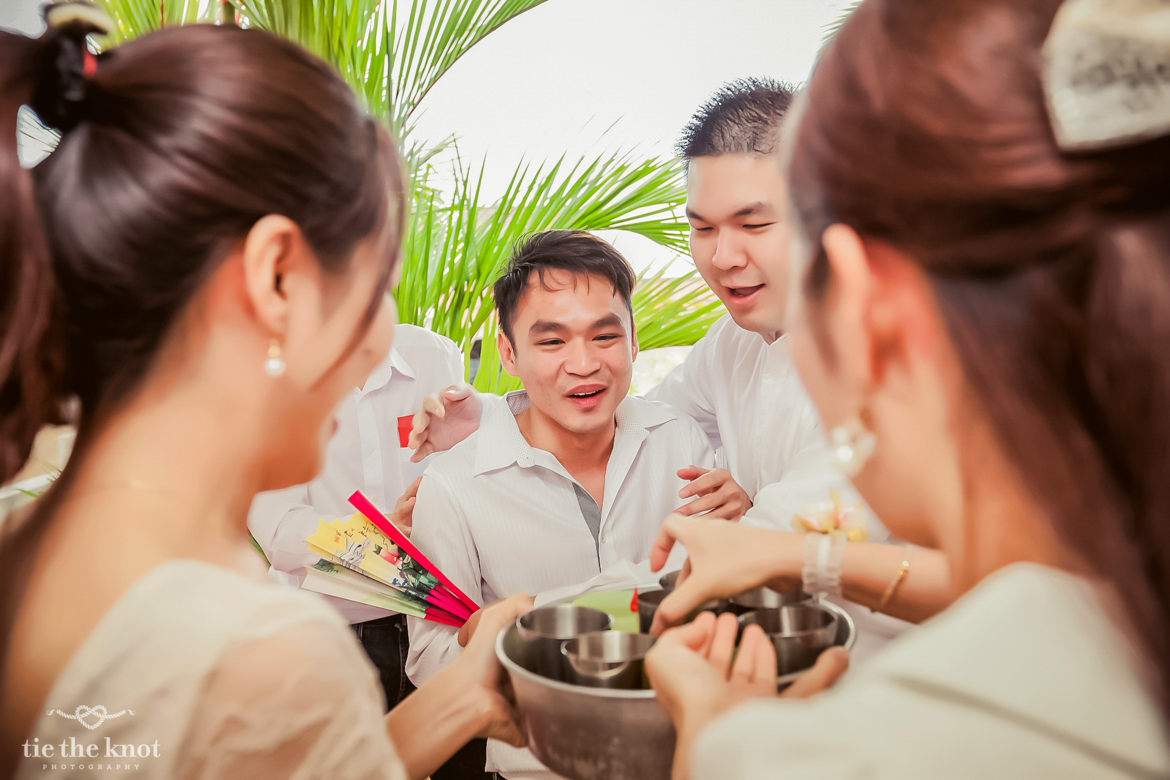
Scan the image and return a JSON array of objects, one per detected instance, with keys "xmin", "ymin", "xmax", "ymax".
[{"xmin": 822, "ymin": 0, "xmax": 862, "ymax": 45}]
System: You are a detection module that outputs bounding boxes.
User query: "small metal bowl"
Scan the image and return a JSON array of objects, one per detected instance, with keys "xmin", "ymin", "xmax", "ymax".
[
  {"xmin": 726, "ymin": 585, "xmax": 811, "ymax": 615},
  {"xmin": 562, "ymin": 631, "xmax": 655, "ymax": 689},
  {"xmin": 739, "ymin": 602, "xmax": 839, "ymax": 678},
  {"xmin": 636, "ymin": 588, "xmax": 726, "ymax": 633},
  {"xmin": 658, "ymin": 570, "xmax": 681, "ymax": 591},
  {"xmin": 516, "ymin": 605, "xmax": 614, "ymax": 682}
]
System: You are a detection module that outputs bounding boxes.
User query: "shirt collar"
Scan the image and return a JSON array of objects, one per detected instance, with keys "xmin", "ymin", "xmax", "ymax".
[
  {"xmin": 359, "ymin": 347, "xmax": 415, "ymax": 395},
  {"xmin": 473, "ymin": 390, "xmax": 677, "ymax": 477}
]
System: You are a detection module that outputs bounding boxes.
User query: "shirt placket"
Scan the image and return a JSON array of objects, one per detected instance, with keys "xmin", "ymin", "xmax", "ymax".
[
  {"xmin": 596, "ymin": 422, "xmax": 648, "ymax": 570},
  {"xmin": 355, "ymin": 391, "xmax": 387, "ymax": 509},
  {"xmin": 756, "ymin": 341, "xmax": 789, "ymax": 497}
]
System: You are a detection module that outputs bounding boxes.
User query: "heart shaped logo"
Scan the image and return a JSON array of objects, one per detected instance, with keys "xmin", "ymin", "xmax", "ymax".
[
  {"xmin": 74, "ymin": 705, "xmax": 108, "ymax": 730},
  {"xmin": 46, "ymin": 704, "xmax": 136, "ymax": 730}
]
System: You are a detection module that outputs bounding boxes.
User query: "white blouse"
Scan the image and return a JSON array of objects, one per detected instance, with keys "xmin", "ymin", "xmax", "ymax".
[
  {"xmin": 694, "ymin": 564, "xmax": 1170, "ymax": 779},
  {"xmin": 17, "ymin": 560, "xmax": 406, "ymax": 780}
]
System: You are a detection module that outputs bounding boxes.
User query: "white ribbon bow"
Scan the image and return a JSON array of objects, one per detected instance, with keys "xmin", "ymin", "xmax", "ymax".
[{"xmin": 1043, "ymin": 0, "xmax": 1170, "ymax": 150}]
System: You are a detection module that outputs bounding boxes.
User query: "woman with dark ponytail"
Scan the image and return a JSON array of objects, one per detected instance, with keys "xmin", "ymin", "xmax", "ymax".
[
  {"xmin": 0, "ymin": 6, "xmax": 529, "ymax": 779},
  {"xmin": 644, "ymin": 1, "xmax": 1170, "ymax": 777}
]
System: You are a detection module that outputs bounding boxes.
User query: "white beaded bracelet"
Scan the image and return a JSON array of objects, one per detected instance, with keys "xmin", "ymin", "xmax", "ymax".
[{"xmin": 802, "ymin": 532, "xmax": 847, "ymax": 599}]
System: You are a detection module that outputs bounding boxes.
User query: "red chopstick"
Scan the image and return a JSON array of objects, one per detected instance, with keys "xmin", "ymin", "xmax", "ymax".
[{"xmin": 349, "ymin": 490, "xmax": 481, "ymax": 615}]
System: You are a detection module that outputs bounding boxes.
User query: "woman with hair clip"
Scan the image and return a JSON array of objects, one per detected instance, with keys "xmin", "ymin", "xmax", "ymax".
[
  {"xmin": 0, "ymin": 5, "xmax": 530, "ymax": 779},
  {"xmin": 645, "ymin": 0, "xmax": 1170, "ymax": 777}
]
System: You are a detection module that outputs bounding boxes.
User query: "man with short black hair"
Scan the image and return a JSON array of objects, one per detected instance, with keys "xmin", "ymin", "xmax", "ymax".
[
  {"xmin": 652, "ymin": 76, "xmax": 847, "ymax": 527},
  {"xmin": 406, "ymin": 230, "xmax": 720, "ymax": 779}
]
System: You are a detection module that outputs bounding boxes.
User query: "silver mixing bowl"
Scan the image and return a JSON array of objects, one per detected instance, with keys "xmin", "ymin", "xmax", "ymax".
[
  {"xmin": 497, "ymin": 624, "xmax": 675, "ymax": 780},
  {"xmin": 777, "ymin": 599, "xmax": 856, "ymax": 687}
]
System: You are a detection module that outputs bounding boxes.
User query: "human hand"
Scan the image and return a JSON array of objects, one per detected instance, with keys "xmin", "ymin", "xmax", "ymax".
[
  {"xmin": 646, "ymin": 612, "xmax": 778, "ymax": 780},
  {"xmin": 675, "ymin": 466, "xmax": 752, "ymax": 521},
  {"xmin": 649, "ymin": 516, "xmax": 804, "ymax": 635},
  {"xmin": 450, "ymin": 593, "xmax": 534, "ymax": 747},
  {"xmin": 390, "ymin": 477, "xmax": 422, "ymax": 538},
  {"xmin": 781, "ymin": 646, "xmax": 850, "ymax": 698},
  {"xmin": 408, "ymin": 383, "xmax": 483, "ymax": 462}
]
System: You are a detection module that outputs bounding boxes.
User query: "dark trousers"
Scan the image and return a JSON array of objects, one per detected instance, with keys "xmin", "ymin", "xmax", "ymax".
[{"xmin": 352, "ymin": 614, "xmax": 497, "ymax": 780}]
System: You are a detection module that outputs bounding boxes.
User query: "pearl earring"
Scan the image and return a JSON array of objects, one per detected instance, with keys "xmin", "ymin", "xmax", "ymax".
[
  {"xmin": 829, "ymin": 416, "xmax": 876, "ymax": 477},
  {"xmin": 264, "ymin": 339, "xmax": 286, "ymax": 377}
]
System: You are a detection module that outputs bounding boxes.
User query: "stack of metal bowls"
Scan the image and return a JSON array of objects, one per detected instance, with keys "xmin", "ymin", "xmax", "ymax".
[{"xmin": 495, "ymin": 586, "xmax": 858, "ymax": 780}]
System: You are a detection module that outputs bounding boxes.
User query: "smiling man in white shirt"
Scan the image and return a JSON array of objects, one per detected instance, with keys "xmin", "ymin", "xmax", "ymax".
[{"xmin": 406, "ymin": 230, "xmax": 717, "ymax": 778}]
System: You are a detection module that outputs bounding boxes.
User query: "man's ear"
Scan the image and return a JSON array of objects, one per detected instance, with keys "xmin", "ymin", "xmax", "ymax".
[
  {"xmin": 497, "ymin": 331, "xmax": 518, "ymax": 377},
  {"xmin": 242, "ymin": 215, "xmax": 311, "ymax": 338},
  {"xmin": 630, "ymin": 312, "xmax": 639, "ymax": 362}
]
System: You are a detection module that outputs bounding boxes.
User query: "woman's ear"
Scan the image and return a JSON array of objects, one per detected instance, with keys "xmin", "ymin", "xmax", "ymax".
[
  {"xmin": 242, "ymin": 215, "xmax": 314, "ymax": 338},
  {"xmin": 821, "ymin": 223, "xmax": 878, "ymax": 397}
]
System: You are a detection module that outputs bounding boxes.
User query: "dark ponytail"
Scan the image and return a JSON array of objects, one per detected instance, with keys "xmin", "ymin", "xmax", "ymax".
[
  {"xmin": 0, "ymin": 7, "xmax": 406, "ymax": 757},
  {"xmin": 0, "ymin": 26, "xmax": 71, "ymax": 484}
]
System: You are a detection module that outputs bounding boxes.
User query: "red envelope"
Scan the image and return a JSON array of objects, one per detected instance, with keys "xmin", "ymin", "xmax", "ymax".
[{"xmin": 397, "ymin": 414, "xmax": 413, "ymax": 449}]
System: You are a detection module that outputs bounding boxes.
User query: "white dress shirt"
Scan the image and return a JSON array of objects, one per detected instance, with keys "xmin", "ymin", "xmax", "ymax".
[
  {"xmin": 646, "ymin": 314, "xmax": 888, "ymax": 539},
  {"xmin": 695, "ymin": 564, "xmax": 1170, "ymax": 779},
  {"xmin": 247, "ymin": 324, "xmax": 465, "ymax": 624},
  {"xmin": 407, "ymin": 391, "xmax": 714, "ymax": 777}
]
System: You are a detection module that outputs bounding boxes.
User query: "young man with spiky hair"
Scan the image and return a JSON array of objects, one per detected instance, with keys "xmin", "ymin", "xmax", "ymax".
[
  {"xmin": 648, "ymin": 77, "xmax": 852, "ymax": 529},
  {"xmin": 406, "ymin": 230, "xmax": 720, "ymax": 778}
]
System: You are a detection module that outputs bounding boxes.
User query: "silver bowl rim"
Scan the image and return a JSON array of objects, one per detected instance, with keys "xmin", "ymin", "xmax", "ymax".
[
  {"xmin": 496, "ymin": 624, "xmax": 659, "ymax": 700},
  {"xmin": 736, "ymin": 600, "xmax": 840, "ymax": 637},
  {"xmin": 775, "ymin": 599, "xmax": 856, "ymax": 686}
]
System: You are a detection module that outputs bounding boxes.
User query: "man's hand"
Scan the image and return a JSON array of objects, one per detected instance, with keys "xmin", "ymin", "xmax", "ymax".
[
  {"xmin": 408, "ymin": 383, "xmax": 484, "ymax": 462},
  {"xmin": 675, "ymin": 466, "xmax": 752, "ymax": 522},
  {"xmin": 390, "ymin": 476, "xmax": 422, "ymax": 538}
]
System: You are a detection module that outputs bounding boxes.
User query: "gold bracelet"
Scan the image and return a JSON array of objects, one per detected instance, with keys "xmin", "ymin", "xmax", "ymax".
[{"xmin": 873, "ymin": 547, "xmax": 912, "ymax": 614}]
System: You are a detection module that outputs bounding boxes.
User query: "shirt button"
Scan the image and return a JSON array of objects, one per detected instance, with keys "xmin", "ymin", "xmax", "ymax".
[{"xmin": 367, "ymin": 447, "xmax": 375, "ymax": 454}]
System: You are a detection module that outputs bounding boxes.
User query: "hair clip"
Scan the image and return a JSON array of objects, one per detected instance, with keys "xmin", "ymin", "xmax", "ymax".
[
  {"xmin": 1043, "ymin": 0, "xmax": 1170, "ymax": 151},
  {"xmin": 32, "ymin": 2, "xmax": 113, "ymax": 133}
]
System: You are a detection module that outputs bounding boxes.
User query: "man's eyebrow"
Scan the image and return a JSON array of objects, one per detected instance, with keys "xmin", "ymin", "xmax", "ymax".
[
  {"xmin": 528, "ymin": 319, "xmax": 567, "ymax": 337},
  {"xmin": 686, "ymin": 202, "xmax": 775, "ymax": 222},
  {"xmin": 591, "ymin": 313, "xmax": 626, "ymax": 331},
  {"xmin": 733, "ymin": 201, "xmax": 773, "ymax": 218},
  {"xmin": 527, "ymin": 313, "xmax": 626, "ymax": 338}
]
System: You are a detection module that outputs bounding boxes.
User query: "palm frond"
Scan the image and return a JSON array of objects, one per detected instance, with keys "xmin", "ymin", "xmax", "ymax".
[
  {"xmin": 222, "ymin": 0, "xmax": 547, "ymax": 137},
  {"xmin": 631, "ymin": 265, "xmax": 723, "ymax": 351},
  {"xmin": 94, "ymin": 0, "xmax": 216, "ymax": 46},
  {"xmin": 822, "ymin": 0, "xmax": 862, "ymax": 45}
]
